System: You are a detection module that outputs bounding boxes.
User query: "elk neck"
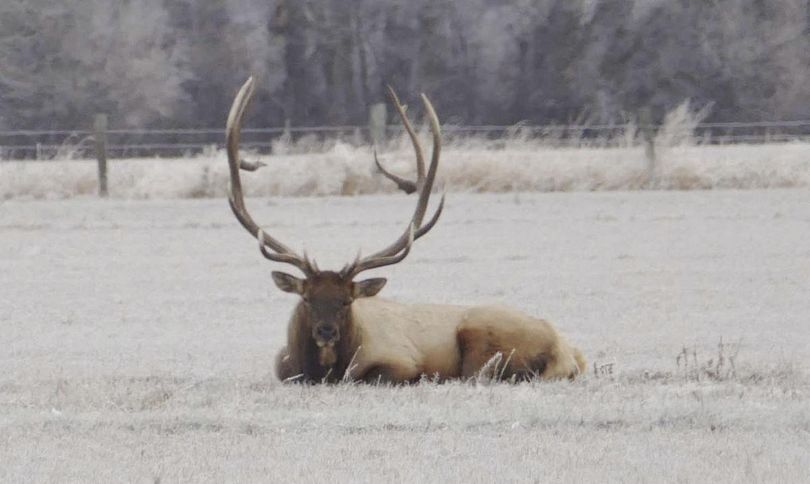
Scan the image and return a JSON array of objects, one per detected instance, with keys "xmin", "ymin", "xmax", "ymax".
[{"xmin": 293, "ymin": 300, "xmax": 362, "ymax": 383}]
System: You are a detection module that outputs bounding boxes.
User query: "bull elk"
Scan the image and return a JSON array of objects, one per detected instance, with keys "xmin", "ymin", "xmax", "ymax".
[{"xmin": 225, "ymin": 77, "xmax": 586, "ymax": 383}]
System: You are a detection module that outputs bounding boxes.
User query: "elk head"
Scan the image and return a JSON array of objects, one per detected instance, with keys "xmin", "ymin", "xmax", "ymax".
[{"xmin": 225, "ymin": 77, "xmax": 444, "ymax": 371}]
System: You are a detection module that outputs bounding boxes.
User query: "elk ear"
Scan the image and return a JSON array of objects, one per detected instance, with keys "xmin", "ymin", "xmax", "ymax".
[
  {"xmin": 352, "ymin": 278, "xmax": 387, "ymax": 298},
  {"xmin": 272, "ymin": 271, "xmax": 305, "ymax": 294}
]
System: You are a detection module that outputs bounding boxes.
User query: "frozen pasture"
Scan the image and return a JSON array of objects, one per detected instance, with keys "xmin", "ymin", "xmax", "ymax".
[{"xmin": 1, "ymin": 189, "xmax": 809, "ymax": 482}]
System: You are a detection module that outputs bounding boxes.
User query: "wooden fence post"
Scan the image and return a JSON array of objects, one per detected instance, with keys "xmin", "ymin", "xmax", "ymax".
[
  {"xmin": 638, "ymin": 107, "xmax": 656, "ymax": 186},
  {"xmin": 368, "ymin": 102, "xmax": 387, "ymax": 147},
  {"xmin": 94, "ymin": 113, "xmax": 108, "ymax": 197}
]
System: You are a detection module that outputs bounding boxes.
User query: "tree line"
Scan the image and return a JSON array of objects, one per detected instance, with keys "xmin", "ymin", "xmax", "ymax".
[{"xmin": 1, "ymin": 0, "xmax": 808, "ymax": 132}]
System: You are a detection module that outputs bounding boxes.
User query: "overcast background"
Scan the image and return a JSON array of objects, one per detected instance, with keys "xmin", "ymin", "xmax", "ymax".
[{"xmin": 1, "ymin": 0, "xmax": 809, "ymax": 131}]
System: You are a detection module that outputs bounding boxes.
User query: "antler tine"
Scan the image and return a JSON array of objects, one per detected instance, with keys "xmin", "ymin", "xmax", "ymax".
[
  {"xmin": 338, "ymin": 249, "xmax": 363, "ymax": 279},
  {"xmin": 345, "ymin": 224, "xmax": 415, "ymax": 278},
  {"xmin": 374, "ymin": 86, "xmax": 427, "ymax": 194},
  {"xmin": 226, "ymin": 77, "xmax": 313, "ymax": 275},
  {"xmin": 303, "ymin": 251, "xmax": 320, "ymax": 274},
  {"xmin": 349, "ymin": 93, "xmax": 443, "ymax": 277},
  {"xmin": 373, "ymin": 148, "xmax": 417, "ymax": 194},
  {"xmin": 256, "ymin": 231, "xmax": 317, "ymax": 276},
  {"xmin": 414, "ymin": 190, "xmax": 445, "ymax": 239},
  {"xmin": 421, "ymin": 92, "xmax": 442, "ymax": 197},
  {"xmin": 387, "ymin": 85, "xmax": 425, "ymax": 182}
]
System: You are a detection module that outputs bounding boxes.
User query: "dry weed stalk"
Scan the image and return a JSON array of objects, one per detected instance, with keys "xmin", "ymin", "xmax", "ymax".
[
  {"xmin": 474, "ymin": 349, "xmax": 518, "ymax": 384},
  {"xmin": 677, "ymin": 337, "xmax": 740, "ymax": 382}
]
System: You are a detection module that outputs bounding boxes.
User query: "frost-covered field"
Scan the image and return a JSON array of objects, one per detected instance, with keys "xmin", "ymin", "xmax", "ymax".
[
  {"xmin": 2, "ymin": 141, "xmax": 810, "ymax": 199},
  {"xmin": 1, "ymin": 190, "xmax": 809, "ymax": 482}
]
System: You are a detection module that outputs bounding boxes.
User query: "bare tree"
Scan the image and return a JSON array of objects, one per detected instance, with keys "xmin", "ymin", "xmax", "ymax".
[{"xmin": 2, "ymin": 0, "xmax": 809, "ymax": 130}]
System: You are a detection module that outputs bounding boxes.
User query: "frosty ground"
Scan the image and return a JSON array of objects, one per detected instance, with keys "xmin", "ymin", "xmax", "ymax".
[{"xmin": 1, "ymin": 189, "xmax": 808, "ymax": 482}]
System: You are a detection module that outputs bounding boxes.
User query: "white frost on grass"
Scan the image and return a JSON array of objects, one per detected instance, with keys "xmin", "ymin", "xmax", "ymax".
[
  {"xmin": 1, "ymin": 190, "xmax": 809, "ymax": 481},
  {"xmin": 2, "ymin": 374, "xmax": 807, "ymax": 482},
  {"xmin": 2, "ymin": 141, "xmax": 810, "ymax": 200}
]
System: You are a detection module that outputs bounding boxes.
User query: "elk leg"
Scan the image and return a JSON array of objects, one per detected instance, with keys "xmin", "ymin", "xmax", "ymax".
[
  {"xmin": 275, "ymin": 347, "xmax": 303, "ymax": 382},
  {"xmin": 456, "ymin": 326, "xmax": 505, "ymax": 379},
  {"xmin": 457, "ymin": 324, "xmax": 555, "ymax": 381}
]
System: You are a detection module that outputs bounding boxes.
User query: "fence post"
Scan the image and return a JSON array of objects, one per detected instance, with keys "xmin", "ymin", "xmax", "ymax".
[
  {"xmin": 368, "ymin": 102, "xmax": 387, "ymax": 147},
  {"xmin": 638, "ymin": 107, "xmax": 656, "ymax": 185},
  {"xmin": 94, "ymin": 113, "xmax": 108, "ymax": 197}
]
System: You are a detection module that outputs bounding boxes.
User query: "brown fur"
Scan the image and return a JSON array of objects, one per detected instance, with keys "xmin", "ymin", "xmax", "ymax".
[{"xmin": 275, "ymin": 296, "xmax": 585, "ymax": 384}]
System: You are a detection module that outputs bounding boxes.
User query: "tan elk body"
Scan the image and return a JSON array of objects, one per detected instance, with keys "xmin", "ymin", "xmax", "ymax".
[
  {"xmin": 276, "ymin": 297, "xmax": 585, "ymax": 383},
  {"xmin": 225, "ymin": 77, "xmax": 585, "ymax": 384}
]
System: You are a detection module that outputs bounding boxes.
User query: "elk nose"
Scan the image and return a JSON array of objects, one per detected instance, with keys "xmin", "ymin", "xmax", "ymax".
[{"xmin": 315, "ymin": 324, "xmax": 338, "ymax": 341}]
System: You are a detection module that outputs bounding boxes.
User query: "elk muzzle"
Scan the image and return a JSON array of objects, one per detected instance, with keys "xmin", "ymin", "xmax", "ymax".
[{"xmin": 313, "ymin": 323, "xmax": 339, "ymax": 367}]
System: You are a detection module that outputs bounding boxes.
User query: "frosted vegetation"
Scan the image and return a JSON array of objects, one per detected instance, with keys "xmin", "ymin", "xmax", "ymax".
[
  {"xmin": 2, "ymin": 139, "xmax": 809, "ymax": 200},
  {"xmin": 1, "ymin": 190, "xmax": 808, "ymax": 481},
  {"xmin": 3, "ymin": 104, "xmax": 810, "ymax": 199},
  {"xmin": 2, "ymin": 1, "xmax": 809, "ymax": 130}
]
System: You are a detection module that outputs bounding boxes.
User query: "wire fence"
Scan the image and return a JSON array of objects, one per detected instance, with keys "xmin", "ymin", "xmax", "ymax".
[{"xmin": 3, "ymin": 120, "xmax": 810, "ymax": 160}]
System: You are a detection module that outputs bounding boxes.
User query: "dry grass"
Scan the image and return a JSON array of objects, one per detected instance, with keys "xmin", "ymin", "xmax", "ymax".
[
  {"xmin": 2, "ymin": 141, "xmax": 809, "ymax": 200},
  {"xmin": 2, "ymin": 364, "xmax": 807, "ymax": 483}
]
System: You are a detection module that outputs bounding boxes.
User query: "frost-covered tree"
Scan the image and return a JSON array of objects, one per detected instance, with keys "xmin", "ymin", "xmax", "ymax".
[
  {"xmin": 165, "ymin": 0, "xmax": 283, "ymax": 127},
  {"xmin": 1, "ymin": 0, "xmax": 809, "ymax": 129},
  {"xmin": 0, "ymin": 0, "xmax": 189, "ymax": 129},
  {"xmin": 709, "ymin": 0, "xmax": 810, "ymax": 120}
]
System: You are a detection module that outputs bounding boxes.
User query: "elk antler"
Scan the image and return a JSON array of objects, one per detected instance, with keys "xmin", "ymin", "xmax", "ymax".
[
  {"xmin": 374, "ymin": 86, "xmax": 428, "ymax": 195},
  {"xmin": 342, "ymin": 91, "xmax": 445, "ymax": 278},
  {"xmin": 226, "ymin": 77, "xmax": 317, "ymax": 276},
  {"xmin": 226, "ymin": 77, "xmax": 443, "ymax": 279}
]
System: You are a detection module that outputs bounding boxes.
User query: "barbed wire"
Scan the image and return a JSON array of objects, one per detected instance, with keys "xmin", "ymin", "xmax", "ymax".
[
  {"xmin": 2, "ymin": 121, "xmax": 809, "ymax": 159},
  {"xmin": 4, "ymin": 119, "xmax": 810, "ymax": 137}
]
